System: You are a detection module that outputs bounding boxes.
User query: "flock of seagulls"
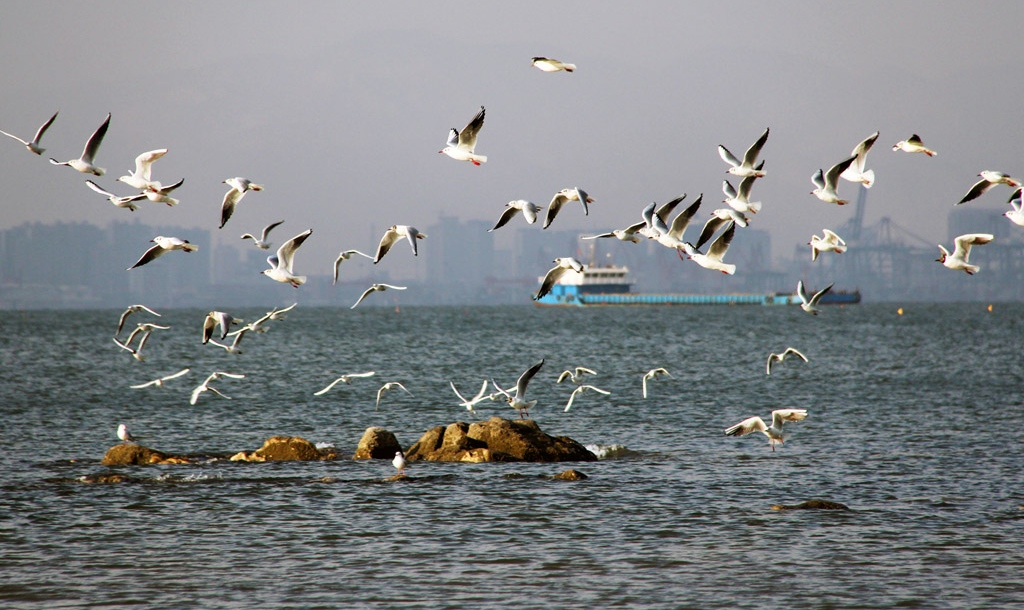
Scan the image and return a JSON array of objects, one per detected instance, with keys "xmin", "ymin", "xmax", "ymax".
[{"xmin": 3, "ymin": 53, "xmax": 1017, "ymax": 464}]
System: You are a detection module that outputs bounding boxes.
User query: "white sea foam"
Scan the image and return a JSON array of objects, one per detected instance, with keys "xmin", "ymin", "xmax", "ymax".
[{"xmin": 585, "ymin": 443, "xmax": 632, "ymax": 459}]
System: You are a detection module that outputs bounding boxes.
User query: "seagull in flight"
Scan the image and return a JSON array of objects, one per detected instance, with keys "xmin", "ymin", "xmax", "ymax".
[
  {"xmin": 531, "ymin": 57, "xmax": 576, "ymax": 72},
  {"xmin": 203, "ymin": 311, "xmax": 239, "ymax": 344},
  {"xmin": 131, "ymin": 368, "xmax": 191, "ymax": 389},
  {"xmin": 113, "ymin": 330, "xmax": 153, "ymax": 362},
  {"xmin": 936, "ymin": 233, "xmax": 994, "ymax": 275},
  {"xmin": 220, "ymin": 177, "xmax": 264, "ymax": 229},
  {"xmin": 449, "ymin": 379, "xmax": 495, "ymax": 414},
  {"xmin": 262, "ymin": 229, "xmax": 313, "ymax": 286},
  {"xmin": 127, "ymin": 236, "xmax": 199, "ymax": 270},
  {"xmin": 207, "ymin": 327, "xmax": 249, "ymax": 354},
  {"xmin": 376, "ymin": 382, "xmax": 413, "ymax": 409},
  {"xmin": 796, "ymin": 280, "xmax": 833, "ymax": 314},
  {"xmin": 1004, "ymin": 188, "xmax": 1024, "ymax": 226},
  {"xmin": 581, "ymin": 220, "xmax": 647, "ymax": 243},
  {"xmin": 333, "ymin": 249, "xmax": 374, "ymax": 284},
  {"xmin": 84, "ymin": 180, "xmax": 146, "ymax": 211},
  {"xmin": 373, "ymin": 225, "xmax": 426, "ymax": 263},
  {"xmin": 564, "ymin": 384, "xmax": 610, "ymax": 412},
  {"xmin": 313, "ymin": 371, "xmax": 376, "ymax": 396},
  {"xmin": 641, "ymin": 368, "xmax": 671, "ymax": 399},
  {"xmin": 0, "ymin": 110, "xmax": 58, "ymax": 155},
  {"xmin": 811, "ymin": 155, "xmax": 857, "ymax": 205},
  {"xmin": 534, "ymin": 257, "xmax": 584, "ymax": 300},
  {"xmin": 557, "ymin": 366, "xmax": 597, "ymax": 384},
  {"xmin": 189, "ymin": 371, "xmax": 245, "ymax": 405},
  {"xmin": 492, "ymin": 359, "xmax": 545, "ymax": 419},
  {"xmin": 892, "ymin": 134, "xmax": 936, "ymax": 156},
  {"xmin": 725, "ymin": 409, "xmax": 808, "ymax": 452},
  {"xmin": 351, "ymin": 283, "xmax": 407, "ymax": 309},
  {"xmin": 49, "ymin": 113, "xmax": 110, "ymax": 175},
  {"xmin": 488, "ymin": 200, "xmax": 542, "ymax": 232},
  {"xmin": 241, "ymin": 220, "xmax": 285, "ymax": 250},
  {"xmin": 140, "ymin": 177, "xmax": 184, "ymax": 207},
  {"xmin": 809, "ymin": 229, "xmax": 847, "ymax": 261},
  {"xmin": 722, "ymin": 171, "xmax": 764, "ymax": 215},
  {"xmin": 956, "ymin": 171, "xmax": 1021, "ymax": 205},
  {"xmin": 115, "ymin": 304, "xmax": 161, "ymax": 336},
  {"xmin": 439, "ymin": 105, "xmax": 487, "ymax": 165},
  {"xmin": 839, "ymin": 131, "xmax": 879, "ymax": 188},
  {"xmin": 766, "ymin": 348, "xmax": 808, "ymax": 375},
  {"xmin": 681, "ymin": 221, "xmax": 737, "ymax": 275},
  {"xmin": 543, "ymin": 187, "xmax": 593, "ymax": 229},
  {"xmin": 116, "ymin": 148, "xmax": 169, "ymax": 191},
  {"xmin": 718, "ymin": 127, "xmax": 769, "ymax": 178}
]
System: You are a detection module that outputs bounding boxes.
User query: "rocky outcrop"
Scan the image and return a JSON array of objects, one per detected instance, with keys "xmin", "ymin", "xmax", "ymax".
[
  {"xmin": 230, "ymin": 436, "xmax": 336, "ymax": 462},
  {"xmin": 101, "ymin": 444, "xmax": 190, "ymax": 466},
  {"xmin": 771, "ymin": 499, "xmax": 851, "ymax": 511},
  {"xmin": 552, "ymin": 469, "xmax": 588, "ymax": 480},
  {"xmin": 405, "ymin": 417, "xmax": 597, "ymax": 463},
  {"xmin": 353, "ymin": 427, "xmax": 403, "ymax": 460}
]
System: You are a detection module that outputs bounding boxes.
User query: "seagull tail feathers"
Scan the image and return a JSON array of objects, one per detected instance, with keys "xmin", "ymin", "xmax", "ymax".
[{"xmin": 860, "ymin": 169, "xmax": 875, "ymax": 189}]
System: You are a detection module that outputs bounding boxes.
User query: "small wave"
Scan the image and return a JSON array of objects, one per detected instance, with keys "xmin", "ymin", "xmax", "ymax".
[
  {"xmin": 314, "ymin": 441, "xmax": 335, "ymax": 450},
  {"xmin": 585, "ymin": 443, "xmax": 634, "ymax": 459}
]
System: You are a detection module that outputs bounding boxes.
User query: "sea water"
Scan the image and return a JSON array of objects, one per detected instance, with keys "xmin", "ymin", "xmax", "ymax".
[{"xmin": 1, "ymin": 304, "xmax": 1022, "ymax": 608}]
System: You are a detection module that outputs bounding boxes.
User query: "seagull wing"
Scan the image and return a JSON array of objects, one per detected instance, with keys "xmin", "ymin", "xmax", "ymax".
[
  {"xmin": 772, "ymin": 409, "xmax": 808, "ymax": 427},
  {"xmin": 276, "ymin": 229, "xmax": 313, "ymax": 272},
  {"xmin": 737, "ymin": 174, "xmax": 758, "ymax": 201},
  {"xmin": 351, "ymin": 286, "xmax": 377, "ymax": 309},
  {"xmin": 742, "ymin": 127, "xmax": 770, "ymax": 167},
  {"xmin": 535, "ymin": 265, "xmax": 568, "ymax": 300},
  {"xmin": 522, "ymin": 202, "xmax": 540, "ymax": 224},
  {"xmin": 374, "ymin": 227, "xmax": 402, "ymax": 263},
  {"xmin": 808, "ymin": 283, "xmax": 834, "ymax": 306},
  {"xmin": 80, "ymin": 113, "xmax": 111, "ymax": 163},
  {"xmin": 825, "ymin": 155, "xmax": 858, "ymax": 189},
  {"xmin": 797, "ymin": 280, "xmax": 809, "ymax": 305},
  {"xmin": 543, "ymin": 192, "xmax": 570, "ymax": 229},
  {"xmin": 489, "ymin": 205, "xmax": 521, "ymax": 232},
  {"xmin": 515, "ymin": 359, "xmax": 545, "ymax": 400},
  {"xmin": 811, "ymin": 169, "xmax": 826, "ymax": 190},
  {"xmin": 457, "ymin": 106, "xmax": 485, "ymax": 151},
  {"xmin": 261, "ymin": 220, "xmax": 285, "ymax": 241},
  {"xmin": 706, "ymin": 222, "xmax": 736, "ymax": 261},
  {"xmin": 953, "ymin": 233, "xmax": 994, "ymax": 260},
  {"xmin": 127, "ymin": 243, "xmax": 166, "ymax": 269},
  {"xmin": 725, "ymin": 416, "xmax": 768, "ymax": 437},
  {"xmin": 565, "ymin": 386, "xmax": 582, "ymax": 411},
  {"xmin": 85, "ymin": 179, "xmax": 116, "ymax": 198},
  {"xmin": 957, "ymin": 179, "xmax": 995, "ymax": 205},
  {"xmin": 162, "ymin": 368, "xmax": 191, "ymax": 381},
  {"xmin": 133, "ymin": 148, "xmax": 167, "ymax": 181},
  {"xmin": 695, "ymin": 216, "xmax": 728, "ymax": 251},
  {"xmin": 718, "ymin": 145, "xmax": 740, "ymax": 168},
  {"xmin": 314, "ymin": 377, "xmax": 346, "ymax": 396},
  {"xmin": 782, "ymin": 347, "xmax": 808, "ymax": 362},
  {"xmin": 668, "ymin": 194, "xmax": 703, "ymax": 240}
]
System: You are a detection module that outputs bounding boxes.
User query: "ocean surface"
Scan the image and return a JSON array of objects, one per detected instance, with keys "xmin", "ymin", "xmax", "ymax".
[{"xmin": 1, "ymin": 303, "xmax": 1023, "ymax": 609}]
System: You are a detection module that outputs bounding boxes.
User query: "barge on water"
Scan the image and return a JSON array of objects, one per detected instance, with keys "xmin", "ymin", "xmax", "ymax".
[{"xmin": 532, "ymin": 264, "xmax": 860, "ymax": 307}]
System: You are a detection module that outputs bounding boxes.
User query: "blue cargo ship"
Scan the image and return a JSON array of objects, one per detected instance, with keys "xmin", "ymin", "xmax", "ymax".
[{"xmin": 532, "ymin": 264, "xmax": 860, "ymax": 307}]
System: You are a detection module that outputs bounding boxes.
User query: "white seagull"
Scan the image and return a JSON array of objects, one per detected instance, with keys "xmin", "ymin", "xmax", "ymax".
[
  {"xmin": 112, "ymin": 331, "xmax": 152, "ymax": 362},
  {"xmin": 936, "ymin": 233, "xmax": 994, "ymax": 275},
  {"xmin": 207, "ymin": 327, "xmax": 249, "ymax": 354},
  {"xmin": 49, "ymin": 113, "xmax": 110, "ymax": 175},
  {"xmin": 131, "ymin": 368, "xmax": 191, "ymax": 389},
  {"xmin": 189, "ymin": 371, "xmax": 245, "ymax": 405},
  {"xmin": 809, "ymin": 229, "xmax": 847, "ymax": 261},
  {"xmin": 725, "ymin": 409, "xmax": 808, "ymax": 452},
  {"xmin": 439, "ymin": 106, "xmax": 487, "ymax": 165},
  {"xmin": 202, "ymin": 311, "xmax": 238, "ymax": 344},
  {"xmin": 534, "ymin": 257, "xmax": 584, "ymax": 300},
  {"xmin": 1004, "ymin": 188, "xmax": 1024, "ymax": 226},
  {"xmin": 641, "ymin": 368, "xmax": 672, "ymax": 399},
  {"xmin": 127, "ymin": 236, "xmax": 199, "ymax": 269},
  {"xmin": 116, "ymin": 148, "xmax": 168, "ymax": 191},
  {"xmin": 581, "ymin": 220, "xmax": 647, "ymax": 243},
  {"xmin": 0, "ymin": 110, "xmax": 58, "ymax": 155},
  {"xmin": 722, "ymin": 171, "xmax": 764, "ymax": 215},
  {"xmin": 796, "ymin": 280, "xmax": 834, "ymax": 314},
  {"xmin": 373, "ymin": 225, "xmax": 426, "ymax": 263},
  {"xmin": 314, "ymin": 371, "xmax": 377, "ymax": 396},
  {"xmin": 766, "ymin": 348, "xmax": 808, "ymax": 375},
  {"xmin": 220, "ymin": 177, "xmax": 264, "ymax": 229},
  {"xmin": 694, "ymin": 208, "xmax": 749, "ymax": 251},
  {"xmin": 333, "ymin": 249, "xmax": 374, "ymax": 284},
  {"xmin": 531, "ymin": 57, "xmax": 576, "ymax": 72},
  {"xmin": 839, "ymin": 131, "xmax": 879, "ymax": 188},
  {"xmin": 892, "ymin": 134, "xmax": 936, "ymax": 156},
  {"xmin": 811, "ymin": 155, "xmax": 858, "ymax": 205},
  {"xmin": 557, "ymin": 366, "xmax": 597, "ymax": 384},
  {"xmin": 489, "ymin": 200, "xmax": 542, "ymax": 232},
  {"xmin": 141, "ymin": 177, "xmax": 184, "ymax": 207},
  {"xmin": 376, "ymin": 382, "xmax": 413, "ymax": 409},
  {"xmin": 117, "ymin": 423, "xmax": 136, "ymax": 444},
  {"xmin": 638, "ymin": 195, "xmax": 689, "ymax": 239},
  {"xmin": 492, "ymin": 359, "xmax": 545, "ymax": 419},
  {"xmin": 956, "ymin": 171, "xmax": 1021, "ymax": 205},
  {"xmin": 84, "ymin": 180, "xmax": 146, "ymax": 212},
  {"xmin": 718, "ymin": 127, "xmax": 769, "ymax": 178},
  {"xmin": 449, "ymin": 379, "xmax": 494, "ymax": 414},
  {"xmin": 393, "ymin": 451, "xmax": 407, "ymax": 476},
  {"xmin": 262, "ymin": 229, "xmax": 313, "ymax": 287},
  {"xmin": 351, "ymin": 283, "xmax": 407, "ymax": 309},
  {"xmin": 241, "ymin": 220, "xmax": 285, "ymax": 250},
  {"xmin": 542, "ymin": 187, "xmax": 593, "ymax": 229},
  {"xmin": 115, "ymin": 304, "xmax": 162, "ymax": 336},
  {"xmin": 651, "ymin": 195, "xmax": 703, "ymax": 250},
  {"xmin": 682, "ymin": 221, "xmax": 737, "ymax": 275},
  {"xmin": 564, "ymin": 384, "xmax": 610, "ymax": 412}
]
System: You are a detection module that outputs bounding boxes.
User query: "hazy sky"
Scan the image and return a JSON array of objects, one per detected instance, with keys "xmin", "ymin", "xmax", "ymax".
[{"xmin": 2, "ymin": 1, "xmax": 1022, "ymax": 279}]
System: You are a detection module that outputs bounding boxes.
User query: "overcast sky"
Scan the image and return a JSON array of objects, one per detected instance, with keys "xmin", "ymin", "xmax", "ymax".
[{"xmin": 2, "ymin": 1, "xmax": 1022, "ymax": 280}]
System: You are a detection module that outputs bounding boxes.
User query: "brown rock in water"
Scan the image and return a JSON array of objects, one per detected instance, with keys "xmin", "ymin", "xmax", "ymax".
[
  {"xmin": 353, "ymin": 427, "xmax": 403, "ymax": 460},
  {"xmin": 101, "ymin": 444, "xmax": 189, "ymax": 466},
  {"xmin": 249, "ymin": 436, "xmax": 324, "ymax": 461},
  {"xmin": 552, "ymin": 469, "xmax": 588, "ymax": 480},
  {"xmin": 79, "ymin": 473, "xmax": 130, "ymax": 484},
  {"xmin": 406, "ymin": 417, "xmax": 596, "ymax": 463},
  {"xmin": 771, "ymin": 499, "xmax": 851, "ymax": 511}
]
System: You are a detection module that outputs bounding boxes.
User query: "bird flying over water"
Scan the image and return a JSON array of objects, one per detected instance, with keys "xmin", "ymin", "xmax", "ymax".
[
  {"xmin": 241, "ymin": 220, "xmax": 284, "ymax": 250},
  {"xmin": 351, "ymin": 283, "xmax": 407, "ymax": 309},
  {"xmin": 49, "ymin": 113, "xmax": 110, "ymax": 175},
  {"xmin": 84, "ymin": 180, "xmax": 146, "ymax": 211},
  {"xmin": 811, "ymin": 155, "xmax": 857, "ymax": 205},
  {"xmin": 314, "ymin": 372, "xmax": 376, "ymax": 396},
  {"xmin": 535, "ymin": 257, "xmax": 584, "ymax": 300},
  {"xmin": 956, "ymin": 171, "xmax": 1021, "ymax": 205},
  {"xmin": 0, "ymin": 110, "xmax": 58, "ymax": 155},
  {"xmin": 766, "ymin": 348, "xmax": 808, "ymax": 375},
  {"xmin": 376, "ymin": 382, "xmax": 413, "ymax": 409},
  {"xmin": 936, "ymin": 233, "xmax": 994, "ymax": 275},
  {"xmin": 130, "ymin": 368, "xmax": 191, "ymax": 389},
  {"xmin": 115, "ymin": 304, "xmax": 161, "ymax": 336},
  {"xmin": 117, "ymin": 148, "xmax": 169, "ymax": 191},
  {"xmin": 641, "ymin": 368, "xmax": 671, "ymax": 399},
  {"xmin": 333, "ymin": 249, "xmax": 374, "ymax": 284},
  {"xmin": 839, "ymin": 131, "xmax": 879, "ymax": 188},
  {"xmin": 439, "ymin": 106, "xmax": 487, "ymax": 165},
  {"xmin": 492, "ymin": 359, "xmax": 545, "ymax": 419},
  {"xmin": 127, "ymin": 236, "xmax": 198, "ymax": 270},
  {"xmin": 374, "ymin": 225, "xmax": 426, "ymax": 263},
  {"xmin": 809, "ymin": 229, "xmax": 847, "ymax": 261},
  {"xmin": 564, "ymin": 384, "xmax": 610, "ymax": 412},
  {"xmin": 262, "ymin": 229, "xmax": 313, "ymax": 287},
  {"xmin": 220, "ymin": 177, "xmax": 264, "ymax": 228},
  {"xmin": 543, "ymin": 187, "xmax": 593, "ymax": 230},
  {"xmin": 718, "ymin": 127, "xmax": 769, "ymax": 178},
  {"xmin": 796, "ymin": 280, "xmax": 833, "ymax": 314},
  {"xmin": 489, "ymin": 200, "xmax": 542, "ymax": 232},
  {"xmin": 725, "ymin": 409, "xmax": 808, "ymax": 452}
]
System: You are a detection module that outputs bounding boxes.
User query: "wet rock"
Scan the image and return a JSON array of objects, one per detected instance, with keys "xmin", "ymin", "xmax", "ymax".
[
  {"xmin": 552, "ymin": 469, "xmax": 588, "ymax": 480},
  {"xmin": 771, "ymin": 499, "xmax": 851, "ymax": 511},
  {"xmin": 78, "ymin": 473, "xmax": 130, "ymax": 484},
  {"xmin": 353, "ymin": 427, "xmax": 403, "ymax": 460},
  {"xmin": 406, "ymin": 417, "xmax": 597, "ymax": 463},
  {"xmin": 101, "ymin": 444, "xmax": 190, "ymax": 466},
  {"xmin": 235, "ymin": 436, "xmax": 328, "ymax": 462}
]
